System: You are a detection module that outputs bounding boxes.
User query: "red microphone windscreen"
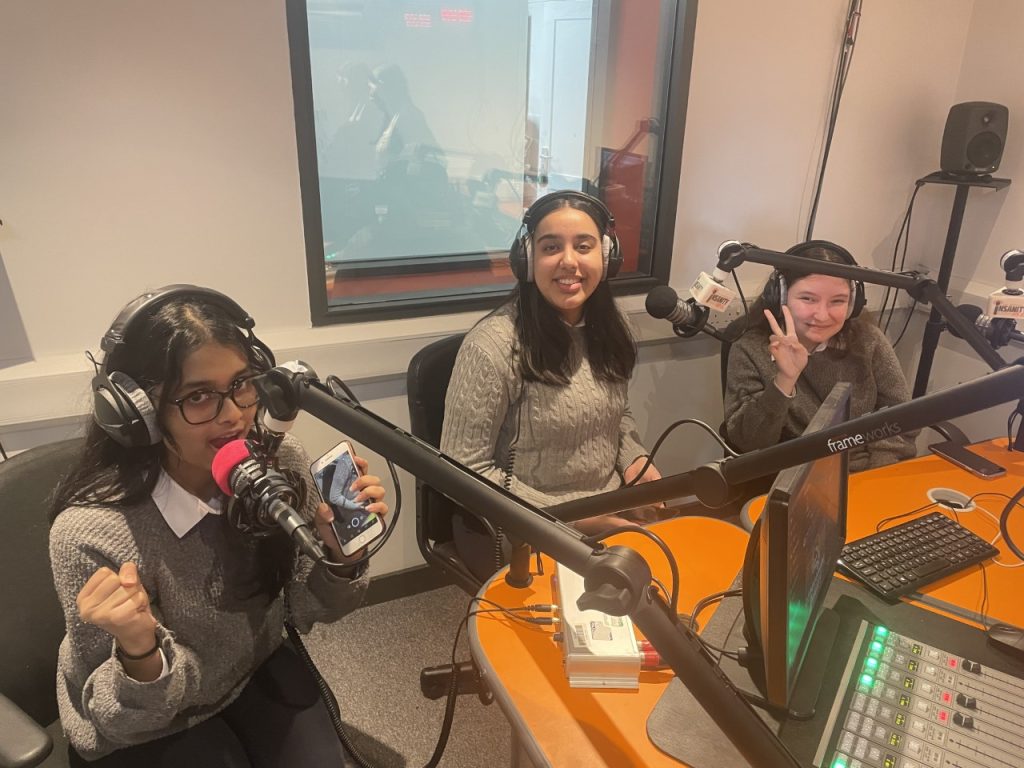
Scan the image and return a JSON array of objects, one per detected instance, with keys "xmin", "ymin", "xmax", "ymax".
[{"xmin": 212, "ymin": 439, "xmax": 252, "ymax": 496}]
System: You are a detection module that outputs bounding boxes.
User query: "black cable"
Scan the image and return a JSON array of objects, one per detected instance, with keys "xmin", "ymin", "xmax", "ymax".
[
  {"xmin": 623, "ymin": 418, "xmax": 739, "ymax": 493},
  {"xmin": 709, "ymin": 271, "xmax": 753, "ymax": 345},
  {"xmin": 0, "ymin": 437, "xmax": 7, "ymax": 461},
  {"xmin": 496, "ymin": 392, "xmax": 525, "ymax": 571},
  {"xmin": 581, "ymin": 525, "xmax": 681, "ymax": 617},
  {"xmin": 651, "ymin": 576, "xmax": 671, "ymax": 605},
  {"xmin": 875, "ymin": 501, "xmax": 939, "ymax": 533},
  {"xmin": 284, "ymin": 595, "xmax": 546, "ymax": 768},
  {"xmin": 891, "ymin": 299, "xmax": 919, "ymax": 348},
  {"xmin": 688, "ymin": 588, "xmax": 742, "ymax": 632},
  {"xmin": 978, "ymin": 562, "xmax": 990, "ymax": 627},
  {"xmin": 805, "ymin": 0, "xmax": 862, "ymax": 240},
  {"xmin": 286, "ymin": 621, "xmax": 379, "ymax": 768},
  {"xmin": 880, "ymin": 183, "xmax": 923, "ymax": 331},
  {"xmin": 998, "ymin": 482, "xmax": 1024, "ymax": 560}
]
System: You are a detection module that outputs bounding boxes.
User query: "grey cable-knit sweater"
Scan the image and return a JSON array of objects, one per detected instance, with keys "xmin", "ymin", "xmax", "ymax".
[
  {"xmin": 724, "ymin": 322, "xmax": 916, "ymax": 471},
  {"xmin": 48, "ymin": 435, "xmax": 369, "ymax": 759},
  {"xmin": 440, "ymin": 306, "xmax": 648, "ymax": 509}
]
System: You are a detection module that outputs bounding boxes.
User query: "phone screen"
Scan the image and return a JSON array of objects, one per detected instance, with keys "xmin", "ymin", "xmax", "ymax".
[{"xmin": 312, "ymin": 449, "xmax": 379, "ymax": 546}]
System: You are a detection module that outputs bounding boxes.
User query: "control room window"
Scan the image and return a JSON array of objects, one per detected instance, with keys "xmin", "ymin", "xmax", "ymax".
[{"xmin": 287, "ymin": 0, "xmax": 696, "ymax": 323}]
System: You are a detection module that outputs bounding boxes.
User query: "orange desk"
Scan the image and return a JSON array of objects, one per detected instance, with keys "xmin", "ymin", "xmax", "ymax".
[
  {"xmin": 469, "ymin": 516, "xmax": 749, "ymax": 768},
  {"xmin": 468, "ymin": 440, "xmax": 1024, "ymax": 767},
  {"xmin": 744, "ymin": 438, "xmax": 1024, "ymax": 629}
]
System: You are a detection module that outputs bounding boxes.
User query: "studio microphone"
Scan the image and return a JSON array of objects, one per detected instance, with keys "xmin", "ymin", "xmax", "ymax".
[
  {"xmin": 645, "ymin": 285, "xmax": 709, "ymax": 338},
  {"xmin": 689, "ymin": 241, "xmax": 743, "ymax": 312},
  {"xmin": 947, "ymin": 303, "xmax": 1024, "ymax": 349},
  {"xmin": 212, "ymin": 439, "xmax": 327, "ymax": 562},
  {"xmin": 986, "ymin": 249, "xmax": 1024, "ymax": 320}
]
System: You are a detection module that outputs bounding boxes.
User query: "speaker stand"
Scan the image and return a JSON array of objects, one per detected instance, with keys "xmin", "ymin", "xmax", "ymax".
[{"xmin": 911, "ymin": 171, "xmax": 1011, "ymax": 398}]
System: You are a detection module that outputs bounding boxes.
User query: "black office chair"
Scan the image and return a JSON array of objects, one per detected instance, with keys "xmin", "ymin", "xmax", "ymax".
[
  {"xmin": 0, "ymin": 437, "xmax": 85, "ymax": 768},
  {"xmin": 406, "ymin": 333, "xmax": 498, "ymax": 595}
]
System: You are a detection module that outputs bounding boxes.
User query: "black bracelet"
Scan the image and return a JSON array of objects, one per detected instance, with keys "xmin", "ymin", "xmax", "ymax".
[{"xmin": 116, "ymin": 641, "xmax": 160, "ymax": 661}]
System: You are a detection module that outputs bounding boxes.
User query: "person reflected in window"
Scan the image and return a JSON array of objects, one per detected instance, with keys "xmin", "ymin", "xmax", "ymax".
[
  {"xmin": 48, "ymin": 287, "xmax": 388, "ymax": 767},
  {"xmin": 441, "ymin": 191, "xmax": 663, "ymax": 580},
  {"xmin": 368, "ymin": 64, "xmax": 439, "ymax": 170},
  {"xmin": 724, "ymin": 241, "xmax": 916, "ymax": 471},
  {"xmin": 321, "ymin": 60, "xmax": 386, "ymax": 182}
]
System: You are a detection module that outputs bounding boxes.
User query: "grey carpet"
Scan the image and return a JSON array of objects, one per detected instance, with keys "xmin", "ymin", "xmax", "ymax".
[{"xmin": 302, "ymin": 584, "xmax": 512, "ymax": 767}]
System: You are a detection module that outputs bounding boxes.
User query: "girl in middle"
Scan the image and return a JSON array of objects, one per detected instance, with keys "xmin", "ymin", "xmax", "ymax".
[{"xmin": 441, "ymin": 190, "xmax": 661, "ymax": 580}]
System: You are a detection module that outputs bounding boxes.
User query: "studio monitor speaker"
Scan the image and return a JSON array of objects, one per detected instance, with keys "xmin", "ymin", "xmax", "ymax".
[{"xmin": 940, "ymin": 101, "xmax": 1009, "ymax": 176}]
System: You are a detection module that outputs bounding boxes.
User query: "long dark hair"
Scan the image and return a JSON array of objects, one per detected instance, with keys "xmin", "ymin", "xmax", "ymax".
[
  {"xmin": 51, "ymin": 295, "xmax": 293, "ymax": 598},
  {"xmin": 747, "ymin": 244, "xmax": 869, "ymax": 359},
  {"xmin": 509, "ymin": 197, "xmax": 636, "ymax": 385}
]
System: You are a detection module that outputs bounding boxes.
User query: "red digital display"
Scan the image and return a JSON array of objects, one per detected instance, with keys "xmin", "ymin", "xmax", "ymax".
[{"xmin": 441, "ymin": 8, "xmax": 473, "ymax": 23}]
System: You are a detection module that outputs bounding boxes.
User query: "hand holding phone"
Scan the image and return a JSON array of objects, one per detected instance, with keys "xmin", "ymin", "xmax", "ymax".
[
  {"xmin": 310, "ymin": 441, "xmax": 386, "ymax": 556},
  {"xmin": 928, "ymin": 440, "xmax": 1006, "ymax": 479}
]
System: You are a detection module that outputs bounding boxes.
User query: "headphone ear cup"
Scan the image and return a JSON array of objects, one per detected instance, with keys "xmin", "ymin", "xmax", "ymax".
[
  {"xmin": 848, "ymin": 281, "xmax": 866, "ymax": 319},
  {"xmin": 509, "ymin": 232, "xmax": 532, "ymax": 282},
  {"xmin": 763, "ymin": 272, "xmax": 785, "ymax": 318},
  {"xmin": 92, "ymin": 370, "xmax": 162, "ymax": 448},
  {"xmin": 602, "ymin": 234, "xmax": 622, "ymax": 280}
]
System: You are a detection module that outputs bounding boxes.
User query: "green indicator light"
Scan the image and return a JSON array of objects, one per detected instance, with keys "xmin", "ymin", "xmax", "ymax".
[
  {"xmin": 860, "ymin": 673, "xmax": 874, "ymax": 687},
  {"xmin": 870, "ymin": 641, "xmax": 884, "ymax": 656},
  {"xmin": 831, "ymin": 757, "xmax": 848, "ymax": 768},
  {"xmin": 874, "ymin": 626, "xmax": 889, "ymax": 639},
  {"xmin": 864, "ymin": 657, "xmax": 879, "ymax": 671}
]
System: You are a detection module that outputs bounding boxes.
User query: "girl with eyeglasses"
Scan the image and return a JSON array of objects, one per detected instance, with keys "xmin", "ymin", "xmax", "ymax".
[{"xmin": 48, "ymin": 289, "xmax": 387, "ymax": 767}]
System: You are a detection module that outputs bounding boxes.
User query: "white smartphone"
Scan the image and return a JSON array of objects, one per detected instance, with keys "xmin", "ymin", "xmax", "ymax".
[{"xmin": 310, "ymin": 441, "xmax": 384, "ymax": 556}]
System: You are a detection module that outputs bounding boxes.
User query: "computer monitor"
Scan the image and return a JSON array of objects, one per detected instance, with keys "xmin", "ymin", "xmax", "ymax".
[{"xmin": 741, "ymin": 381, "xmax": 851, "ymax": 714}]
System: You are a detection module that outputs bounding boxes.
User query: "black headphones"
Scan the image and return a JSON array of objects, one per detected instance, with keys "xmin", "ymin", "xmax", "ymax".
[
  {"xmin": 762, "ymin": 240, "xmax": 866, "ymax": 321},
  {"xmin": 508, "ymin": 190, "xmax": 622, "ymax": 283},
  {"xmin": 92, "ymin": 284, "xmax": 275, "ymax": 448}
]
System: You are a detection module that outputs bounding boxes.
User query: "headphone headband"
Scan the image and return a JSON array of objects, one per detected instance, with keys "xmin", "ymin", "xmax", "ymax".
[
  {"xmin": 509, "ymin": 190, "xmax": 622, "ymax": 283},
  {"xmin": 763, "ymin": 240, "xmax": 866, "ymax": 321},
  {"xmin": 521, "ymin": 190, "xmax": 615, "ymax": 234},
  {"xmin": 93, "ymin": 285, "xmax": 273, "ymax": 448},
  {"xmin": 101, "ymin": 284, "xmax": 257, "ymax": 359}
]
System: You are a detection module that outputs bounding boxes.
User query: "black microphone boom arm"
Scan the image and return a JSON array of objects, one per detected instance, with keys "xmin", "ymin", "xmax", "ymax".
[
  {"xmin": 547, "ymin": 361, "xmax": 1024, "ymax": 520},
  {"xmin": 717, "ymin": 245, "xmax": 1008, "ymax": 372},
  {"xmin": 252, "ymin": 368, "xmax": 803, "ymax": 768}
]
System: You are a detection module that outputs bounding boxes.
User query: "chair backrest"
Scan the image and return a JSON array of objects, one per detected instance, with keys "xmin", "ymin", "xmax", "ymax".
[
  {"xmin": 0, "ymin": 437, "xmax": 84, "ymax": 727},
  {"xmin": 406, "ymin": 334, "xmax": 487, "ymax": 594},
  {"xmin": 407, "ymin": 333, "xmax": 466, "ymax": 449}
]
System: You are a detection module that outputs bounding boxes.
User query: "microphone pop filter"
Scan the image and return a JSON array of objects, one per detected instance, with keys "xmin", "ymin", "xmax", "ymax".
[
  {"xmin": 646, "ymin": 285, "xmax": 680, "ymax": 319},
  {"xmin": 212, "ymin": 439, "xmax": 252, "ymax": 496}
]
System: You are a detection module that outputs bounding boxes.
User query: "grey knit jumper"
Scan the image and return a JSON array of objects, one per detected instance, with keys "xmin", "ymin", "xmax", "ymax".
[
  {"xmin": 440, "ymin": 306, "xmax": 648, "ymax": 509},
  {"xmin": 724, "ymin": 322, "xmax": 916, "ymax": 472},
  {"xmin": 49, "ymin": 435, "xmax": 369, "ymax": 759}
]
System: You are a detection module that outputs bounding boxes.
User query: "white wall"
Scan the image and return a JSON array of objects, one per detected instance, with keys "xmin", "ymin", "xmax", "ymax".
[{"xmin": 2, "ymin": 0, "xmax": 1021, "ymax": 575}]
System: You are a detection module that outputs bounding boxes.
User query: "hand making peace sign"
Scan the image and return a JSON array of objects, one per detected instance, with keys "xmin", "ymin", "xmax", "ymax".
[{"xmin": 765, "ymin": 306, "xmax": 808, "ymax": 395}]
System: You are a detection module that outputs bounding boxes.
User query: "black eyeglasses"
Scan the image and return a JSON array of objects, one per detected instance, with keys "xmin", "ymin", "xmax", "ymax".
[{"xmin": 168, "ymin": 375, "xmax": 260, "ymax": 425}]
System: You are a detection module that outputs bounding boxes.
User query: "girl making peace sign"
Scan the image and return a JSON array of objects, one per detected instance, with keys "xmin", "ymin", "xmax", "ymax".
[{"xmin": 723, "ymin": 241, "xmax": 916, "ymax": 472}]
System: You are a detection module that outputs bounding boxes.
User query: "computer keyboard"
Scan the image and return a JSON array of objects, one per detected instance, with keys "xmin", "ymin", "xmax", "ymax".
[{"xmin": 837, "ymin": 512, "xmax": 999, "ymax": 601}]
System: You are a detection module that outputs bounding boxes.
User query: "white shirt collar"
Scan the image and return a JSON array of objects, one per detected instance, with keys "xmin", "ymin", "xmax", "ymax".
[
  {"xmin": 151, "ymin": 470, "xmax": 223, "ymax": 538},
  {"xmin": 810, "ymin": 340, "xmax": 828, "ymax": 353}
]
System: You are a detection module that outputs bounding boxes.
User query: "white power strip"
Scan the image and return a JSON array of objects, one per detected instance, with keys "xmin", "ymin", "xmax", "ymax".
[{"xmin": 553, "ymin": 561, "xmax": 640, "ymax": 689}]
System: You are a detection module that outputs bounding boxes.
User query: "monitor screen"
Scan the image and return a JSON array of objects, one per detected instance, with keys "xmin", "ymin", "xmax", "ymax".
[{"xmin": 742, "ymin": 381, "xmax": 850, "ymax": 711}]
